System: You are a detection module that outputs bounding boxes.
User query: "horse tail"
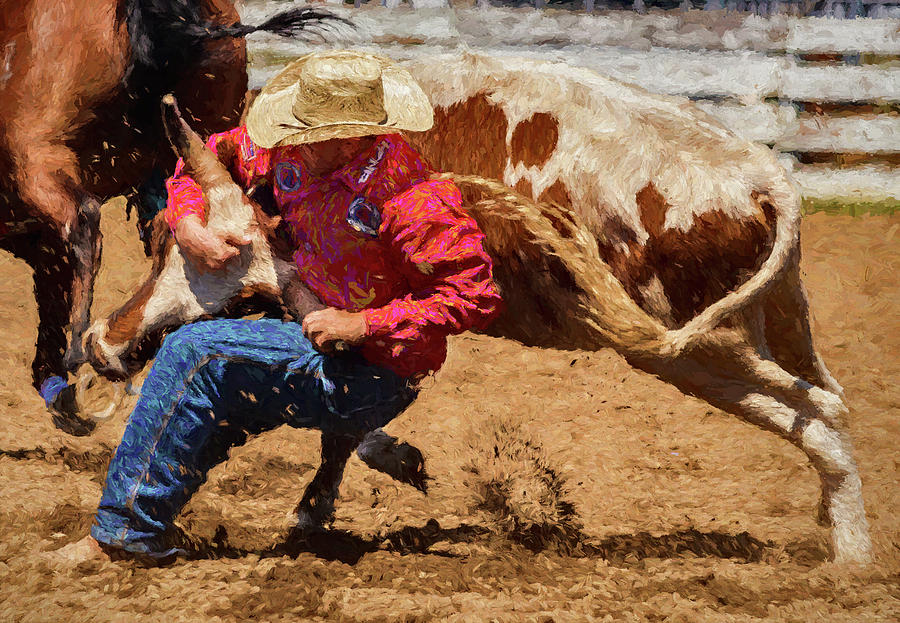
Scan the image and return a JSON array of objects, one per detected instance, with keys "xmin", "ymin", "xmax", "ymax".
[
  {"xmin": 125, "ymin": 2, "xmax": 350, "ymax": 71},
  {"xmin": 192, "ymin": 8, "xmax": 351, "ymax": 41}
]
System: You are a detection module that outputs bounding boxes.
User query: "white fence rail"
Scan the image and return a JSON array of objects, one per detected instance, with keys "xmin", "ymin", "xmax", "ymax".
[
  {"xmin": 243, "ymin": 3, "xmax": 900, "ymax": 203},
  {"xmin": 320, "ymin": 0, "xmax": 900, "ymax": 19}
]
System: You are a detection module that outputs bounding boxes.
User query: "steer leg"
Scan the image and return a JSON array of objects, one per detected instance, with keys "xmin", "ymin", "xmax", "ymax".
[
  {"xmin": 637, "ymin": 336, "xmax": 872, "ymax": 564},
  {"xmin": 734, "ymin": 346, "xmax": 870, "ymax": 564},
  {"xmin": 763, "ymin": 256, "xmax": 843, "ymax": 396},
  {"xmin": 293, "ymin": 431, "xmax": 364, "ymax": 533}
]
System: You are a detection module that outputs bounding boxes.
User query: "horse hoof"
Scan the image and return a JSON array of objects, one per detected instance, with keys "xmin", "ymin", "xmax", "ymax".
[
  {"xmin": 39, "ymin": 375, "xmax": 69, "ymax": 408},
  {"xmin": 62, "ymin": 344, "xmax": 87, "ymax": 372},
  {"xmin": 47, "ymin": 382, "xmax": 96, "ymax": 437}
]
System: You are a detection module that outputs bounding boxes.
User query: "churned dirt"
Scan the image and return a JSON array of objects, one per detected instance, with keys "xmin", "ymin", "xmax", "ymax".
[{"xmin": 0, "ymin": 201, "xmax": 897, "ymax": 622}]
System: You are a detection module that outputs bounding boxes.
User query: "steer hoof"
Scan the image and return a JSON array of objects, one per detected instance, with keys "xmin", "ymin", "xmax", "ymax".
[
  {"xmin": 356, "ymin": 429, "xmax": 430, "ymax": 494},
  {"xmin": 401, "ymin": 446, "xmax": 430, "ymax": 494}
]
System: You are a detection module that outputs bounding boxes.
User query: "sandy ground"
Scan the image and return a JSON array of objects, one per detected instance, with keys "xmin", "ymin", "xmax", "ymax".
[{"xmin": 0, "ymin": 201, "xmax": 897, "ymax": 622}]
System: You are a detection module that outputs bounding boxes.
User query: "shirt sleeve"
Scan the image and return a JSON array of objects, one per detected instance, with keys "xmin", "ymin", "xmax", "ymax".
[
  {"xmin": 363, "ymin": 179, "xmax": 503, "ymax": 343},
  {"xmin": 164, "ymin": 125, "xmax": 270, "ymax": 231}
]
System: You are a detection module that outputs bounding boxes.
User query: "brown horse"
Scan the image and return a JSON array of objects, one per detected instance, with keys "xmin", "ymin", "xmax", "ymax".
[{"xmin": 0, "ymin": 0, "xmax": 343, "ymax": 428}]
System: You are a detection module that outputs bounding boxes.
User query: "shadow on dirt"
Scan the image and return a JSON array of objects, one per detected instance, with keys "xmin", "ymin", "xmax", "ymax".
[
  {"xmin": 177, "ymin": 518, "xmax": 489, "ymax": 565},
  {"xmin": 591, "ymin": 529, "xmax": 772, "ymax": 564},
  {"xmin": 0, "ymin": 444, "xmax": 113, "ymax": 474},
  {"xmin": 483, "ymin": 514, "xmax": 772, "ymax": 564},
  {"xmin": 175, "ymin": 518, "xmax": 772, "ymax": 567}
]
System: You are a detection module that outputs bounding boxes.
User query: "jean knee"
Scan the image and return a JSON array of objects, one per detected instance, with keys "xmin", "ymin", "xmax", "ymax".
[{"xmin": 159, "ymin": 324, "xmax": 206, "ymax": 360}]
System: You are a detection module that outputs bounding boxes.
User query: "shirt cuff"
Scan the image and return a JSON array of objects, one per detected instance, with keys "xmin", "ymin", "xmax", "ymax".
[{"xmin": 362, "ymin": 306, "xmax": 391, "ymax": 337}]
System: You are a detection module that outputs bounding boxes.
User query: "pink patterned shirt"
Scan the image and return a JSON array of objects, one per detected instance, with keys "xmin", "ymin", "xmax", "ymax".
[{"xmin": 165, "ymin": 128, "xmax": 502, "ymax": 377}]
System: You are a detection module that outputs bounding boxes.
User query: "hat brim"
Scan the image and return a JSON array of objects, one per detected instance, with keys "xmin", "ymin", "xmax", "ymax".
[
  {"xmin": 246, "ymin": 53, "xmax": 434, "ymax": 148},
  {"xmin": 266, "ymin": 123, "xmax": 401, "ymax": 147}
]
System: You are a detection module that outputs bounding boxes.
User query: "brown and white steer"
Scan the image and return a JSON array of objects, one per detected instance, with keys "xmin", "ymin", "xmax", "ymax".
[{"xmin": 84, "ymin": 53, "xmax": 871, "ymax": 563}]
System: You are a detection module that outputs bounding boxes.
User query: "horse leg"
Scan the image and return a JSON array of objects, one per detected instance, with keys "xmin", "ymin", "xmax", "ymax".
[
  {"xmin": 293, "ymin": 431, "xmax": 364, "ymax": 533},
  {"xmin": 0, "ymin": 233, "xmax": 70, "ymax": 390},
  {"xmin": 62, "ymin": 194, "xmax": 102, "ymax": 370},
  {"xmin": 0, "ymin": 230, "xmax": 98, "ymax": 434},
  {"xmin": 10, "ymin": 139, "xmax": 103, "ymax": 373},
  {"xmin": 636, "ymin": 335, "xmax": 872, "ymax": 563}
]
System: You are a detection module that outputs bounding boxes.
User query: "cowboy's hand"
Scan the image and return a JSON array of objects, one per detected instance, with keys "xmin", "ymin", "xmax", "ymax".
[
  {"xmin": 175, "ymin": 214, "xmax": 253, "ymax": 272},
  {"xmin": 303, "ymin": 308, "xmax": 368, "ymax": 353}
]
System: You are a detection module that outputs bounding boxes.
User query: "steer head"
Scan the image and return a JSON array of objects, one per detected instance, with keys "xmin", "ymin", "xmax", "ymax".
[{"xmin": 78, "ymin": 94, "xmax": 320, "ymax": 418}]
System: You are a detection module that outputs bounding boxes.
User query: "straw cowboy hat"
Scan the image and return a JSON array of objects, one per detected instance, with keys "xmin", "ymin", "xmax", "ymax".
[{"xmin": 246, "ymin": 49, "xmax": 434, "ymax": 148}]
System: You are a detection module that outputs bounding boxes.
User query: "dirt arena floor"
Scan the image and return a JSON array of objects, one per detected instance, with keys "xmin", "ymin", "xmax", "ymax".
[{"xmin": 0, "ymin": 202, "xmax": 897, "ymax": 622}]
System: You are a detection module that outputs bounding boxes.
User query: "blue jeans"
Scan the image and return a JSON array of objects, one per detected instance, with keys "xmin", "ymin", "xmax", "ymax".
[{"xmin": 91, "ymin": 318, "xmax": 417, "ymax": 557}]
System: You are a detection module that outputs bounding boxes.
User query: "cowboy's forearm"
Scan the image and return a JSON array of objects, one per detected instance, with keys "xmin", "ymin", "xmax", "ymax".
[{"xmin": 164, "ymin": 177, "xmax": 206, "ymax": 232}]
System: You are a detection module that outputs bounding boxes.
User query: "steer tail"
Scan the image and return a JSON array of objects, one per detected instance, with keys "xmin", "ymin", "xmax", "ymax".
[{"xmin": 665, "ymin": 174, "xmax": 802, "ymax": 354}]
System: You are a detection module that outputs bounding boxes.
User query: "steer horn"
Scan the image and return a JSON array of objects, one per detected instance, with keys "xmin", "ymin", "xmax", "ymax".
[
  {"xmin": 162, "ymin": 94, "xmax": 235, "ymax": 190},
  {"xmin": 161, "ymin": 94, "xmax": 281, "ymax": 235}
]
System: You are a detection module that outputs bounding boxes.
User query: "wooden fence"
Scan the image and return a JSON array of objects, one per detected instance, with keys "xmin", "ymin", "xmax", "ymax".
[
  {"xmin": 244, "ymin": 3, "xmax": 900, "ymax": 206},
  {"xmin": 329, "ymin": 0, "xmax": 900, "ymax": 18}
]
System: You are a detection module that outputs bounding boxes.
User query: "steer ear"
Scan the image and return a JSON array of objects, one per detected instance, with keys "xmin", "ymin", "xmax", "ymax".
[
  {"xmin": 256, "ymin": 211, "xmax": 282, "ymax": 234},
  {"xmin": 160, "ymin": 94, "xmax": 233, "ymax": 189}
]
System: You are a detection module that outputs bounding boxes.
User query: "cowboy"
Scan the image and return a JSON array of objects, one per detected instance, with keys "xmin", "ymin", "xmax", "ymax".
[{"xmin": 55, "ymin": 50, "xmax": 503, "ymax": 563}]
